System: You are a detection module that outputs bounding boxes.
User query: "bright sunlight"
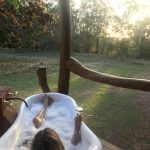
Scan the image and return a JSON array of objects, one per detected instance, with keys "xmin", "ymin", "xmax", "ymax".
[
  {"xmin": 74, "ymin": 0, "xmax": 81, "ymax": 9},
  {"xmin": 73, "ymin": 0, "xmax": 150, "ymax": 23}
]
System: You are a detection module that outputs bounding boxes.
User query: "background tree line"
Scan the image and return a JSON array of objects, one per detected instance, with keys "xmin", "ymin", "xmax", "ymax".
[
  {"xmin": 0, "ymin": 0, "xmax": 150, "ymax": 59},
  {"xmin": 0, "ymin": 0, "xmax": 57, "ymax": 51}
]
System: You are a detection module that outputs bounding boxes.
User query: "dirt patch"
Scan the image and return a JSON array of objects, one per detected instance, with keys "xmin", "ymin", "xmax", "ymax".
[{"xmin": 131, "ymin": 91, "xmax": 150, "ymax": 150}]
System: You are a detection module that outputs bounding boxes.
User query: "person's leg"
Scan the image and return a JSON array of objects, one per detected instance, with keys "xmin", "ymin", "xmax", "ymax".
[
  {"xmin": 33, "ymin": 95, "xmax": 53, "ymax": 128},
  {"xmin": 71, "ymin": 113, "xmax": 83, "ymax": 145}
]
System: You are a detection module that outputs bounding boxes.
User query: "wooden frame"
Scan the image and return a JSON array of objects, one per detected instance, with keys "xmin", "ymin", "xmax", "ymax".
[
  {"xmin": 37, "ymin": 66, "xmax": 51, "ymax": 93},
  {"xmin": 57, "ymin": 0, "xmax": 150, "ymax": 94},
  {"xmin": 0, "ymin": 87, "xmax": 10, "ymax": 136},
  {"xmin": 66, "ymin": 57, "xmax": 150, "ymax": 91},
  {"xmin": 58, "ymin": 0, "xmax": 71, "ymax": 94}
]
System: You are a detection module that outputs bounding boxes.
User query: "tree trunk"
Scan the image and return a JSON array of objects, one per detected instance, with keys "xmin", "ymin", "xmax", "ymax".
[{"xmin": 95, "ymin": 37, "xmax": 99, "ymax": 54}]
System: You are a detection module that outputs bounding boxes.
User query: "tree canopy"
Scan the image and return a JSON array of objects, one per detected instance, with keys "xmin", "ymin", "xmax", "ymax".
[
  {"xmin": 0, "ymin": 0, "xmax": 56, "ymax": 50},
  {"xmin": 0, "ymin": 0, "xmax": 150, "ymax": 58}
]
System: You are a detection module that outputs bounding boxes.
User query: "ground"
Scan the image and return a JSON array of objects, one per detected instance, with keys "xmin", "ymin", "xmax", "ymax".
[{"xmin": 0, "ymin": 52, "xmax": 150, "ymax": 150}]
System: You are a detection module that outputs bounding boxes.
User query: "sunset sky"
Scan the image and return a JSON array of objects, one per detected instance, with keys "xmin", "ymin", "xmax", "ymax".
[{"xmin": 73, "ymin": 0, "xmax": 150, "ymax": 23}]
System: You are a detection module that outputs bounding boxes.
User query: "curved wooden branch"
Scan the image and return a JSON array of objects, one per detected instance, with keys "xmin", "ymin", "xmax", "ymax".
[
  {"xmin": 37, "ymin": 66, "xmax": 50, "ymax": 93},
  {"xmin": 66, "ymin": 57, "xmax": 150, "ymax": 92}
]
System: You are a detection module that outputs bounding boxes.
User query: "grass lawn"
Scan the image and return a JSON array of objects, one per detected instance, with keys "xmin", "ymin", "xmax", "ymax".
[{"xmin": 0, "ymin": 52, "xmax": 150, "ymax": 150}]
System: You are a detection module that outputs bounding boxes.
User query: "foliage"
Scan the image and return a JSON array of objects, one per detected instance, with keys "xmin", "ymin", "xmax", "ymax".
[
  {"xmin": 71, "ymin": 0, "xmax": 110, "ymax": 54},
  {"xmin": 0, "ymin": 0, "xmax": 150, "ymax": 59},
  {"xmin": 0, "ymin": 0, "xmax": 56, "ymax": 50}
]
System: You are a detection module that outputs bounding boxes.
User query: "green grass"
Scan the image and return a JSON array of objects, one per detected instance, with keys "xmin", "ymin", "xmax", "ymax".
[{"xmin": 0, "ymin": 53, "xmax": 150, "ymax": 149}]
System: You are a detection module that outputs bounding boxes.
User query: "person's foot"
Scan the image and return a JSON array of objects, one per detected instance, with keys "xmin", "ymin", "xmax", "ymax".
[{"xmin": 71, "ymin": 113, "xmax": 83, "ymax": 145}]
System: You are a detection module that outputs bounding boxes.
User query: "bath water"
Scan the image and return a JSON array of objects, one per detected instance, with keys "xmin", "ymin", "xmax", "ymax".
[
  {"xmin": 0, "ymin": 93, "xmax": 101, "ymax": 150},
  {"xmin": 14, "ymin": 96, "xmax": 87, "ymax": 150}
]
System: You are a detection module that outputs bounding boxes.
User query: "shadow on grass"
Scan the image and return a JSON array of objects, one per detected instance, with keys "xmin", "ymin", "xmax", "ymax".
[
  {"xmin": 0, "ymin": 54, "xmax": 148, "ymax": 150},
  {"xmin": 69, "ymin": 75, "xmax": 141, "ymax": 150}
]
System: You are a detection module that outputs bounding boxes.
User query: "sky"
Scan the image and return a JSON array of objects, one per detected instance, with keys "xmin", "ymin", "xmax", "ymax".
[
  {"xmin": 73, "ymin": 0, "xmax": 150, "ymax": 23},
  {"xmin": 44, "ymin": 0, "xmax": 150, "ymax": 24},
  {"xmin": 74, "ymin": 0, "xmax": 81, "ymax": 9},
  {"xmin": 74, "ymin": 0, "xmax": 150, "ymax": 9}
]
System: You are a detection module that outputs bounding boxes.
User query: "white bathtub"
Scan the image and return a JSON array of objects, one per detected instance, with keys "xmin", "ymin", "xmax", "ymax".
[{"xmin": 0, "ymin": 93, "xmax": 102, "ymax": 150}]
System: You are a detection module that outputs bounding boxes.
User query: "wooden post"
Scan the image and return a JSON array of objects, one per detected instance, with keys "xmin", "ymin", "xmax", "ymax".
[
  {"xmin": 0, "ymin": 87, "xmax": 10, "ymax": 136},
  {"xmin": 58, "ymin": 0, "xmax": 71, "ymax": 94},
  {"xmin": 37, "ymin": 66, "xmax": 50, "ymax": 93},
  {"xmin": 0, "ymin": 92, "xmax": 3, "ymax": 136}
]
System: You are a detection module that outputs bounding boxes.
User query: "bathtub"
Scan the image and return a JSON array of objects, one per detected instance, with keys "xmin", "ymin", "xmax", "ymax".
[{"xmin": 0, "ymin": 93, "xmax": 102, "ymax": 150}]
